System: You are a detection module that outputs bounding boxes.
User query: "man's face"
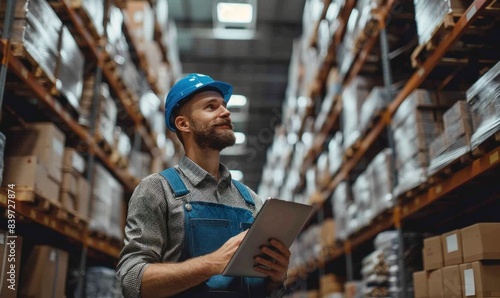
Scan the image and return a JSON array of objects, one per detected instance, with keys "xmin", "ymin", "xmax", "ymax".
[{"xmin": 186, "ymin": 90, "xmax": 236, "ymax": 151}]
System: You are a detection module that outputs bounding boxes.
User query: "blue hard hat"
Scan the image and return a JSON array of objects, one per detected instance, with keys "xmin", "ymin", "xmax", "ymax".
[{"xmin": 164, "ymin": 73, "xmax": 233, "ymax": 132}]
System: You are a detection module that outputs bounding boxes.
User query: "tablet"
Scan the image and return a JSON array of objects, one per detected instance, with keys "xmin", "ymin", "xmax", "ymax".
[{"xmin": 222, "ymin": 198, "xmax": 313, "ymax": 277}]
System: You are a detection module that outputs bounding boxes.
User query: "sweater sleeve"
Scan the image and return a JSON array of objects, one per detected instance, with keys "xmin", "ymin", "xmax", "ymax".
[{"xmin": 116, "ymin": 174, "xmax": 168, "ymax": 298}]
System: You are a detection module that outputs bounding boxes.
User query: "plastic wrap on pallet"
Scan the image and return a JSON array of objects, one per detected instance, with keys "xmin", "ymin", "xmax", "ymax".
[
  {"xmin": 325, "ymin": 1, "xmax": 342, "ymax": 36},
  {"xmin": 315, "ymin": 79, "xmax": 341, "ymax": 132},
  {"xmin": 392, "ymin": 89, "xmax": 438, "ymax": 127},
  {"xmin": 302, "ymin": 0, "xmax": 325, "ymax": 45},
  {"xmin": 342, "ymin": 77, "xmax": 371, "ymax": 150},
  {"xmin": 367, "ymin": 148, "xmax": 394, "ymax": 217},
  {"xmin": 90, "ymin": 163, "xmax": 123, "ymax": 239},
  {"xmin": 352, "ymin": 173, "xmax": 372, "ymax": 229},
  {"xmin": 4, "ymin": 0, "xmax": 62, "ymax": 84},
  {"xmin": 106, "ymin": 5, "xmax": 124, "ymax": 58},
  {"xmin": 113, "ymin": 127, "xmax": 132, "ymax": 158},
  {"xmin": 155, "ymin": 0, "xmax": 169, "ymax": 31},
  {"xmin": 82, "ymin": 0, "xmax": 104, "ymax": 36},
  {"xmin": 85, "ymin": 267, "xmax": 123, "ymax": 298},
  {"xmin": 58, "ymin": 26, "xmax": 84, "ymax": 111},
  {"xmin": 139, "ymin": 91, "xmax": 161, "ymax": 122},
  {"xmin": 466, "ymin": 61, "xmax": 500, "ymax": 149},
  {"xmin": 331, "ymin": 181, "xmax": 350, "ymax": 241},
  {"xmin": 124, "ymin": 0, "xmax": 155, "ymax": 44},
  {"xmin": 413, "ymin": 0, "xmax": 453, "ymax": 45},
  {"xmin": 359, "ymin": 87, "xmax": 390, "ymax": 135},
  {"xmin": 328, "ymin": 132, "xmax": 343, "ymax": 176}
]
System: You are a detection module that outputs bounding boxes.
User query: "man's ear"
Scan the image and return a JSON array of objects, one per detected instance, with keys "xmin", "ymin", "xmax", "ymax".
[{"xmin": 174, "ymin": 115, "xmax": 190, "ymax": 133}]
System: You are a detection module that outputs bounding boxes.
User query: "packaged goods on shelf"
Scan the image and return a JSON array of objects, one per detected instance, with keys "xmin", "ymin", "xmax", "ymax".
[
  {"xmin": 85, "ymin": 267, "xmax": 122, "ymax": 298},
  {"xmin": 412, "ymin": 271, "xmax": 429, "ymax": 298},
  {"xmin": 442, "ymin": 265, "xmax": 462, "ymax": 297},
  {"xmin": 331, "ymin": 181, "xmax": 350, "ymax": 241},
  {"xmin": 459, "ymin": 262, "xmax": 500, "ymax": 297},
  {"xmin": 155, "ymin": 0, "xmax": 169, "ymax": 31},
  {"xmin": 157, "ymin": 62, "xmax": 173, "ymax": 96},
  {"xmin": 428, "ymin": 268, "xmax": 443, "ymax": 298},
  {"xmin": 0, "ymin": 132, "xmax": 5, "ymax": 186},
  {"xmin": 139, "ymin": 41, "xmax": 163, "ymax": 84},
  {"xmin": 441, "ymin": 229, "xmax": 464, "ymax": 266},
  {"xmin": 106, "ymin": 5, "xmax": 124, "ymax": 58},
  {"xmin": 164, "ymin": 21, "xmax": 183, "ymax": 80},
  {"xmin": 391, "ymin": 90, "xmax": 447, "ymax": 196},
  {"xmin": 112, "ymin": 128, "xmax": 132, "ymax": 161},
  {"xmin": 363, "ymin": 231, "xmax": 423, "ymax": 298},
  {"xmin": 20, "ymin": 245, "xmax": 68, "ymax": 298},
  {"xmin": 466, "ymin": 61, "xmax": 500, "ymax": 149},
  {"xmin": 325, "ymin": 0, "xmax": 344, "ymax": 34},
  {"xmin": 352, "ymin": 172, "xmax": 372, "ymax": 228},
  {"xmin": 413, "ymin": 0, "xmax": 462, "ymax": 46},
  {"xmin": 79, "ymin": 81, "xmax": 118, "ymax": 147},
  {"xmin": 423, "ymin": 235, "xmax": 444, "ymax": 271},
  {"xmin": 428, "ymin": 100, "xmax": 473, "ymax": 175},
  {"xmin": 301, "ymin": 0, "xmax": 326, "ymax": 46},
  {"xmin": 5, "ymin": 122, "xmax": 65, "ymax": 183},
  {"xmin": 367, "ymin": 148, "xmax": 394, "ymax": 216},
  {"xmin": 1, "ymin": 0, "xmax": 62, "ymax": 85},
  {"xmin": 80, "ymin": 0, "xmax": 105, "ymax": 36},
  {"xmin": 341, "ymin": 77, "xmax": 372, "ymax": 150},
  {"xmin": 328, "ymin": 132, "xmax": 343, "ymax": 176},
  {"xmin": 300, "ymin": 48, "xmax": 321, "ymax": 96},
  {"xmin": 90, "ymin": 164, "xmax": 124, "ymax": 241},
  {"xmin": 359, "ymin": 87, "xmax": 390, "ymax": 135},
  {"xmin": 57, "ymin": 26, "xmax": 85, "ymax": 111},
  {"xmin": 124, "ymin": 0, "xmax": 155, "ymax": 44},
  {"xmin": 139, "ymin": 91, "xmax": 161, "ymax": 128},
  {"xmin": 315, "ymin": 73, "xmax": 341, "ymax": 132},
  {"xmin": 0, "ymin": 230, "xmax": 23, "ymax": 298},
  {"xmin": 129, "ymin": 150, "xmax": 152, "ymax": 180}
]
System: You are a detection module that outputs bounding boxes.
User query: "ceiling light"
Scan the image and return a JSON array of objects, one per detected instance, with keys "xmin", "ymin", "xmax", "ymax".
[
  {"xmin": 234, "ymin": 132, "xmax": 246, "ymax": 144},
  {"xmin": 227, "ymin": 95, "xmax": 248, "ymax": 107},
  {"xmin": 230, "ymin": 170, "xmax": 244, "ymax": 181},
  {"xmin": 217, "ymin": 3, "xmax": 253, "ymax": 23}
]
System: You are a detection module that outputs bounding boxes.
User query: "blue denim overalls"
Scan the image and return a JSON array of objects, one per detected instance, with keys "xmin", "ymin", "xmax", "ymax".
[{"xmin": 160, "ymin": 168, "xmax": 268, "ymax": 298}]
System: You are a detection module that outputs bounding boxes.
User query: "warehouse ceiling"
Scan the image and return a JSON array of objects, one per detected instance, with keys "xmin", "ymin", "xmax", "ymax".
[{"xmin": 167, "ymin": 0, "xmax": 306, "ymax": 190}]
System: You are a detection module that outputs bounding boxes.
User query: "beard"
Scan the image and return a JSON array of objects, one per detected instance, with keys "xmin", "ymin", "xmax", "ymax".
[{"xmin": 190, "ymin": 118, "xmax": 236, "ymax": 151}]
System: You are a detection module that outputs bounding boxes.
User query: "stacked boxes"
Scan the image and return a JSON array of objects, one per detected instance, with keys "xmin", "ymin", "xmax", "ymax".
[
  {"xmin": 20, "ymin": 245, "xmax": 68, "ymax": 298},
  {"xmin": 429, "ymin": 100, "xmax": 473, "ymax": 174},
  {"xmin": 341, "ymin": 77, "xmax": 372, "ymax": 150},
  {"xmin": 413, "ymin": 223, "xmax": 500, "ymax": 297},
  {"xmin": 90, "ymin": 164, "xmax": 124, "ymax": 241},
  {"xmin": 392, "ymin": 90, "xmax": 448, "ymax": 196},
  {"xmin": 61, "ymin": 148, "xmax": 90, "ymax": 220},
  {"xmin": 3, "ymin": 123, "xmax": 65, "ymax": 203},
  {"xmin": 80, "ymin": 0, "xmax": 105, "ymax": 37},
  {"xmin": 466, "ymin": 61, "xmax": 500, "ymax": 149},
  {"xmin": 123, "ymin": 1, "xmax": 155, "ymax": 45},
  {"xmin": 359, "ymin": 87, "xmax": 390, "ymax": 135},
  {"xmin": 320, "ymin": 274, "xmax": 344, "ymax": 297},
  {"xmin": 332, "ymin": 182, "xmax": 350, "ymax": 241},
  {"xmin": 367, "ymin": 148, "xmax": 395, "ymax": 216}
]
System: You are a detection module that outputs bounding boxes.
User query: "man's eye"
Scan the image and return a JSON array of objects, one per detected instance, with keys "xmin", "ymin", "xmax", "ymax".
[{"xmin": 207, "ymin": 104, "xmax": 216, "ymax": 110}]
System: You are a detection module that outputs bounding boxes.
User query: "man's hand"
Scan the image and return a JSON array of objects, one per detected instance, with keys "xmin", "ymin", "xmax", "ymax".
[
  {"xmin": 206, "ymin": 230, "xmax": 249, "ymax": 274},
  {"xmin": 253, "ymin": 238, "xmax": 290, "ymax": 284}
]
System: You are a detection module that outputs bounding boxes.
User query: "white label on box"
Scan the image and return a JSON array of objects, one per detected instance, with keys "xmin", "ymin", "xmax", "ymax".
[
  {"xmin": 53, "ymin": 139, "xmax": 64, "ymax": 156},
  {"xmin": 464, "ymin": 269, "xmax": 475, "ymax": 296},
  {"xmin": 0, "ymin": 233, "xmax": 4, "ymax": 245},
  {"xmin": 72, "ymin": 152, "xmax": 85, "ymax": 173},
  {"xmin": 50, "ymin": 250, "xmax": 56, "ymax": 262},
  {"xmin": 446, "ymin": 234, "xmax": 458, "ymax": 253}
]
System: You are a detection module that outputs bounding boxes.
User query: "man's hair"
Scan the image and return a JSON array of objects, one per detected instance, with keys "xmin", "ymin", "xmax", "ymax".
[{"xmin": 171, "ymin": 86, "xmax": 224, "ymax": 144}]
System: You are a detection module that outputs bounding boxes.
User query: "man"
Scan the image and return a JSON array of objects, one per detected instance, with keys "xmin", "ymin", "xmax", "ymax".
[{"xmin": 117, "ymin": 73, "xmax": 290, "ymax": 298}]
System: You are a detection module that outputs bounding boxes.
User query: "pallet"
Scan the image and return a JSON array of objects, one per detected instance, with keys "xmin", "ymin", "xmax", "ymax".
[
  {"xmin": 65, "ymin": 0, "xmax": 103, "ymax": 43},
  {"xmin": 472, "ymin": 130, "xmax": 500, "ymax": 157},
  {"xmin": 411, "ymin": 15, "xmax": 459, "ymax": 68},
  {"xmin": 10, "ymin": 42, "xmax": 59, "ymax": 97},
  {"xmin": 397, "ymin": 179, "xmax": 429, "ymax": 201},
  {"xmin": 56, "ymin": 208, "xmax": 87, "ymax": 230},
  {"xmin": 13, "ymin": 187, "xmax": 61, "ymax": 214},
  {"xmin": 428, "ymin": 150, "xmax": 473, "ymax": 184}
]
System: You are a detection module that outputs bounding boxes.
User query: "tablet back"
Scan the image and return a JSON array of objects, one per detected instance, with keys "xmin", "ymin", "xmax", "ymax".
[{"xmin": 222, "ymin": 198, "xmax": 313, "ymax": 277}]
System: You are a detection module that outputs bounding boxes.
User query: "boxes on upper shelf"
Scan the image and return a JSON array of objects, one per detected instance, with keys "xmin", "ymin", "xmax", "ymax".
[
  {"xmin": 423, "ymin": 236, "xmax": 444, "ymax": 271},
  {"xmin": 441, "ymin": 230, "xmax": 463, "ymax": 266},
  {"xmin": 442, "ymin": 265, "xmax": 462, "ymax": 298},
  {"xmin": 413, "ymin": 271, "xmax": 429, "ymax": 298},
  {"xmin": 428, "ymin": 268, "xmax": 443, "ymax": 298}
]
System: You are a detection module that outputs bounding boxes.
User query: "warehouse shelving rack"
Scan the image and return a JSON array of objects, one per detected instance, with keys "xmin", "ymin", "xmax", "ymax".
[
  {"xmin": 0, "ymin": 0, "xmax": 176, "ymax": 296},
  {"xmin": 286, "ymin": 0, "xmax": 500, "ymax": 293}
]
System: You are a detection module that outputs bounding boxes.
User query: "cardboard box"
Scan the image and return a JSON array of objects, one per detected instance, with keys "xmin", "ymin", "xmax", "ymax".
[
  {"xmin": 413, "ymin": 271, "xmax": 430, "ymax": 298},
  {"xmin": 319, "ymin": 273, "xmax": 343, "ymax": 295},
  {"xmin": 320, "ymin": 219, "xmax": 336, "ymax": 247},
  {"xmin": 461, "ymin": 223, "xmax": 500, "ymax": 262},
  {"xmin": 77, "ymin": 176, "xmax": 90, "ymax": 220},
  {"xmin": 459, "ymin": 262, "xmax": 500, "ymax": 297},
  {"xmin": 429, "ymin": 269, "xmax": 444, "ymax": 298},
  {"xmin": 3, "ymin": 156, "xmax": 60, "ymax": 202},
  {"xmin": 60, "ymin": 192, "xmax": 76, "ymax": 213},
  {"xmin": 20, "ymin": 245, "xmax": 68, "ymax": 298},
  {"xmin": 0, "ymin": 231, "xmax": 23, "ymax": 298},
  {"xmin": 424, "ymin": 236, "xmax": 444, "ymax": 270},
  {"xmin": 441, "ymin": 230, "xmax": 464, "ymax": 266},
  {"xmin": 61, "ymin": 171, "xmax": 78, "ymax": 197},
  {"xmin": 442, "ymin": 265, "xmax": 462, "ymax": 298},
  {"xmin": 5, "ymin": 123, "xmax": 65, "ymax": 183},
  {"xmin": 62, "ymin": 148, "xmax": 85, "ymax": 174}
]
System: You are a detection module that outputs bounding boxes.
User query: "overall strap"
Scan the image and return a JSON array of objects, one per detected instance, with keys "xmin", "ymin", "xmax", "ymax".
[
  {"xmin": 232, "ymin": 179, "xmax": 255, "ymax": 206},
  {"xmin": 160, "ymin": 168, "xmax": 190, "ymax": 197}
]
